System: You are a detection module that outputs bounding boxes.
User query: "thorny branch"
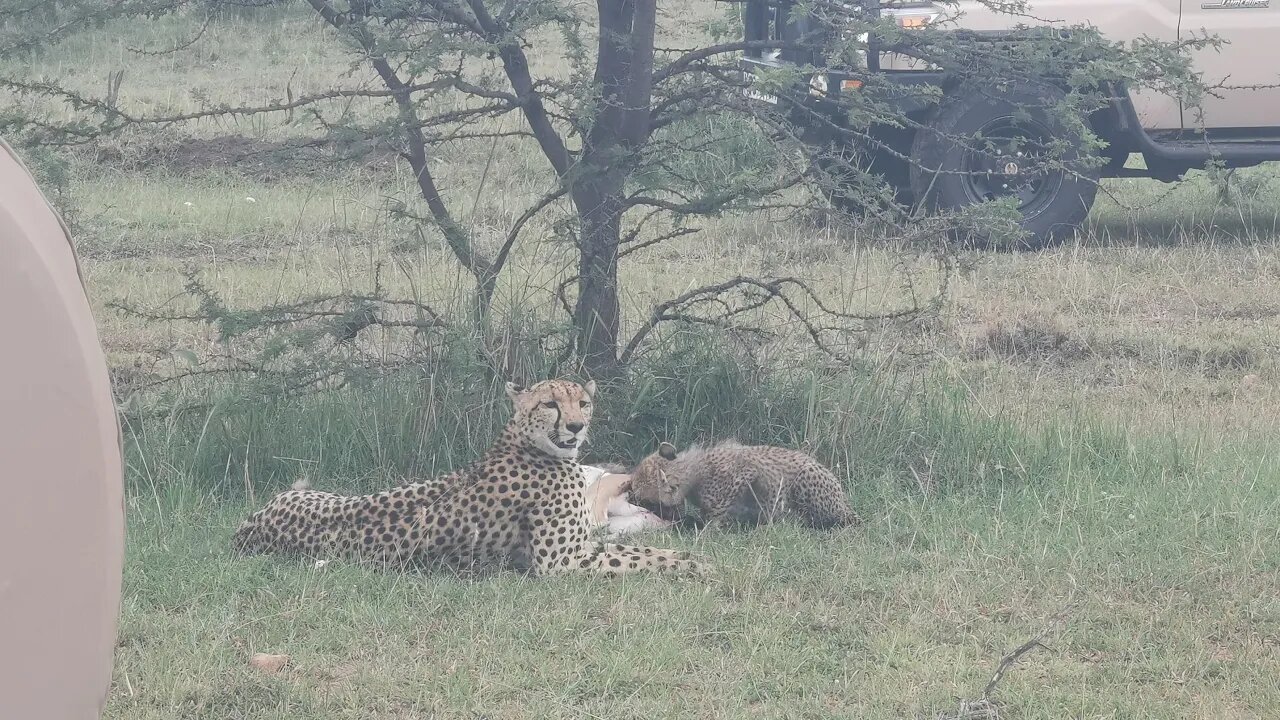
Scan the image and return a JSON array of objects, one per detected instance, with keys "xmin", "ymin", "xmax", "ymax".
[
  {"xmin": 617, "ymin": 269, "xmax": 950, "ymax": 367},
  {"xmin": 110, "ymin": 291, "xmax": 447, "ymax": 339},
  {"xmin": 2, "ymin": 75, "xmax": 475, "ymax": 141},
  {"xmin": 107, "ymin": 270, "xmax": 454, "ymax": 401}
]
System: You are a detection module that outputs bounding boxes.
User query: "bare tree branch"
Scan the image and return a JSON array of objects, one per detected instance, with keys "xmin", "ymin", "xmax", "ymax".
[
  {"xmin": 304, "ymin": 0, "xmax": 491, "ymax": 282},
  {"xmin": 618, "ymin": 274, "xmax": 938, "ymax": 366},
  {"xmin": 655, "ymin": 39, "xmax": 814, "ymax": 84},
  {"xmin": 466, "ymin": 0, "xmax": 573, "ymax": 176}
]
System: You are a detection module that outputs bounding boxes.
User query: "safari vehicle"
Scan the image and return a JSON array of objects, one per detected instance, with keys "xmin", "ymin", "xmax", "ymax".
[{"xmin": 737, "ymin": 0, "xmax": 1280, "ymax": 247}]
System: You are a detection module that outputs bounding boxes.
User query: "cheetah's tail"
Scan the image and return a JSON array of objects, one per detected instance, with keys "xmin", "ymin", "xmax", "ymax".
[
  {"xmin": 231, "ymin": 520, "xmax": 260, "ymax": 556},
  {"xmin": 840, "ymin": 506, "xmax": 864, "ymax": 527},
  {"xmin": 834, "ymin": 500, "xmax": 864, "ymax": 528},
  {"xmin": 805, "ymin": 502, "xmax": 862, "ymax": 530}
]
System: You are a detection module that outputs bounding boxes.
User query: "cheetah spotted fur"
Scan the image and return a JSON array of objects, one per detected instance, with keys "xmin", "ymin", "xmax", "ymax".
[{"xmin": 232, "ymin": 380, "xmax": 705, "ymax": 578}]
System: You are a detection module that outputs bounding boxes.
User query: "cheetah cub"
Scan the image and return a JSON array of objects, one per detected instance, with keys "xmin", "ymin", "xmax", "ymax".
[{"xmin": 628, "ymin": 440, "xmax": 860, "ymax": 529}]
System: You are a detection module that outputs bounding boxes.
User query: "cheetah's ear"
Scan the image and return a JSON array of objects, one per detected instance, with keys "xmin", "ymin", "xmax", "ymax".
[
  {"xmin": 658, "ymin": 442, "xmax": 678, "ymax": 461},
  {"xmin": 505, "ymin": 381, "xmax": 525, "ymax": 402}
]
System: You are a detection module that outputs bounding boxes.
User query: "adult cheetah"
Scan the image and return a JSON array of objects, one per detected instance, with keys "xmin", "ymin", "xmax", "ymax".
[
  {"xmin": 232, "ymin": 380, "xmax": 704, "ymax": 578},
  {"xmin": 628, "ymin": 440, "xmax": 860, "ymax": 530}
]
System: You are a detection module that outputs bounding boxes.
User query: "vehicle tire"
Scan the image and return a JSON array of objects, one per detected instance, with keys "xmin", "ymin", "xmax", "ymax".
[{"xmin": 909, "ymin": 82, "xmax": 1099, "ymax": 250}]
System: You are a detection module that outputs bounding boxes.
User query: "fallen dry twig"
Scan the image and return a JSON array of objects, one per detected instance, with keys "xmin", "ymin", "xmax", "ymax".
[{"xmin": 932, "ymin": 591, "xmax": 1078, "ymax": 720}]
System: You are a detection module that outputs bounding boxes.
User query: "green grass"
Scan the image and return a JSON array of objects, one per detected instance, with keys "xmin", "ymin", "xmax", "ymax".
[
  {"xmin": 108, "ymin": 361, "xmax": 1280, "ymax": 718},
  {"xmin": 113, "ymin": 435, "xmax": 1280, "ymax": 718},
  {"xmin": 8, "ymin": 2, "xmax": 1280, "ymax": 718}
]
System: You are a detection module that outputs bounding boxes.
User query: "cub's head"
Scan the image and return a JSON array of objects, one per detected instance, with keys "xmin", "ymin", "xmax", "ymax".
[
  {"xmin": 505, "ymin": 379, "xmax": 597, "ymax": 459},
  {"xmin": 628, "ymin": 441, "xmax": 686, "ymax": 507}
]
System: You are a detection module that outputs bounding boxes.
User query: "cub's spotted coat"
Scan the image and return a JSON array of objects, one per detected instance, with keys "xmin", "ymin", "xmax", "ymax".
[{"xmin": 629, "ymin": 440, "xmax": 859, "ymax": 529}]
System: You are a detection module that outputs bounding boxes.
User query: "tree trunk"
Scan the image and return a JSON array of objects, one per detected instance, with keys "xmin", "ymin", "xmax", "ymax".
[
  {"xmin": 570, "ymin": 0, "xmax": 657, "ymax": 379},
  {"xmin": 573, "ymin": 183, "xmax": 625, "ymax": 378}
]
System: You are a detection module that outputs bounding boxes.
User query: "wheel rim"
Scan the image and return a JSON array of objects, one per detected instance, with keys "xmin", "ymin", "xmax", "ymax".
[{"xmin": 958, "ymin": 116, "xmax": 1063, "ymax": 217}]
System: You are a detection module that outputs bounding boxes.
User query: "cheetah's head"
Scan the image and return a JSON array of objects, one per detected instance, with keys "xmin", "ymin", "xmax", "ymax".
[
  {"xmin": 628, "ymin": 441, "xmax": 686, "ymax": 507},
  {"xmin": 505, "ymin": 379, "xmax": 597, "ymax": 459}
]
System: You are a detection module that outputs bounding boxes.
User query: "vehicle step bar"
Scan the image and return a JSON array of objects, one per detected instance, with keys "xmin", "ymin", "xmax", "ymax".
[{"xmin": 1112, "ymin": 84, "xmax": 1280, "ymax": 165}]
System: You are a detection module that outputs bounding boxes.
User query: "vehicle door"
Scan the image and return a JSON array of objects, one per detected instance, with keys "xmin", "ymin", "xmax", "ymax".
[{"xmin": 1181, "ymin": 0, "xmax": 1280, "ymax": 130}]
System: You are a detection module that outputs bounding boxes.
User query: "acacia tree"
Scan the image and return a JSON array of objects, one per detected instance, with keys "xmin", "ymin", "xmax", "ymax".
[
  {"xmin": 275, "ymin": 0, "xmax": 833, "ymax": 375},
  {"xmin": 2, "ymin": 0, "xmax": 1209, "ymax": 382}
]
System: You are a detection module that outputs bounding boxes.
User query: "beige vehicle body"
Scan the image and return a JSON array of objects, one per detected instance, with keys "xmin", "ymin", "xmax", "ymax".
[{"xmin": 882, "ymin": 0, "xmax": 1280, "ymax": 132}]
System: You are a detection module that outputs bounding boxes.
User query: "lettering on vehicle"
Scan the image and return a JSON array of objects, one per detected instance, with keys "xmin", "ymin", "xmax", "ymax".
[{"xmin": 1201, "ymin": 0, "xmax": 1269, "ymax": 8}]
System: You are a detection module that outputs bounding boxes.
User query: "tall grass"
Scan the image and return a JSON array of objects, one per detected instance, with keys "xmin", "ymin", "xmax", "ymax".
[{"xmin": 123, "ymin": 325, "xmax": 1202, "ymax": 514}]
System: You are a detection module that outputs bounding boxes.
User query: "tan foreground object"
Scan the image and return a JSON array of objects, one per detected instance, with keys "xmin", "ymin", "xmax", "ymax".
[
  {"xmin": 249, "ymin": 653, "xmax": 291, "ymax": 675},
  {"xmin": 0, "ymin": 137, "xmax": 125, "ymax": 719}
]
